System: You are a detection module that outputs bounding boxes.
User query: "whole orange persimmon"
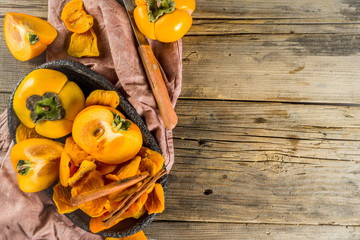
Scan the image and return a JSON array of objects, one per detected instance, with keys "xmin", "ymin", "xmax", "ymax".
[{"xmin": 72, "ymin": 105, "xmax": 143, "ymax": 164}]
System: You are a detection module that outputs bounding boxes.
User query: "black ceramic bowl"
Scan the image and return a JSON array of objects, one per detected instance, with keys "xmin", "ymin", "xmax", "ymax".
[{"xmin": 7, "ymin": 60, "xmax": 167, "ymax": 238}]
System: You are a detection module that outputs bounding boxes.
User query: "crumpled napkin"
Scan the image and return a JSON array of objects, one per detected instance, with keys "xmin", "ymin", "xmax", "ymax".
[{"xmin": 0, "ymin": 0, "xmax": 182, "ymax": 238}]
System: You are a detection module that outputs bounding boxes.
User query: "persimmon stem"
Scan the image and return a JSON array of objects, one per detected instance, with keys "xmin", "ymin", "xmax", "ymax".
[
  {"xmin": 146, "ymin": 0, "xmax": 176, "ymax": 22},
  {"xmin": 17, "ymin": 160, "xmax": 33, "ymax": 175},
  {"xmin": 112, "ymin": 113, "xmax": 131, "ymax": 132},
  {"xmin": 26, "ymin": 92, "xmax": 65, "ymax": 124},
  {"xmin": 27, "ymin": 33, "xmax": 39, "ymax": 45}
]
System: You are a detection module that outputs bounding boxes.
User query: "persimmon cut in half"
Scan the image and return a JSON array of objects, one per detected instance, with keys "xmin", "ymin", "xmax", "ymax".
[
  {"xmin": 4, "ymin": 12, "xmax": 57, "ymax": 61},
  {"xmin": 72, "ymin": 105, "xmax": 143, "ymax": 164}
]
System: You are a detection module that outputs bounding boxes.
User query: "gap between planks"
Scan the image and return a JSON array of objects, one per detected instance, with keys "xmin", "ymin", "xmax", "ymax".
[
  {"xmin": 152, "ymin": 219, "xmax": 360, "ymax": 227},
  {"xmin": 143, "ymin": 221, "xmax": 360, "ymax": 240},
  {"xmin": 178, "ymin": 97, "xmax": 360, "ymax": 107}
]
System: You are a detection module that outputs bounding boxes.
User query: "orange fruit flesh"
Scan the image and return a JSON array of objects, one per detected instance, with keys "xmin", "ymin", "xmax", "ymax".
[
  {"xmin": 72, "ymin": 106, "xmax": 143, "ymax": 164},
  {"xmin": 4, "ymin": 12, "xmax": 57, "ymax": 61}
]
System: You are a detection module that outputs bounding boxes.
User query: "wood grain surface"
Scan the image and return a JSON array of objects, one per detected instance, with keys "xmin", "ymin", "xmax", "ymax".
[
  {"xmin": 144, "ymin": 222, "xmax": 360, "ymax": 240},
  {"xmin": 2, "ymin": 0, "xmax": 360, "ymax": 239}
]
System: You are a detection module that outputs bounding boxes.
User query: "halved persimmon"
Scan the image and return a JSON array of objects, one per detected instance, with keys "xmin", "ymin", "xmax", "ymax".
[
  {"xmin": 4, "ymin": 12, "xmax": 57, "ymax": 61},
  {"xmin": 72, "ymin": 105, "xmax": 143, "ymax": 164}
]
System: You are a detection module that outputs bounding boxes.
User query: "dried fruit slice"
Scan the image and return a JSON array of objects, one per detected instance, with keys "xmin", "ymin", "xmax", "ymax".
[
  {"xmin": 145, "ymin": 183, "xmax": 165, "ymax": 214},
  {"xmin": 61, "ymin": 0, "xmax": 93, "ymax": 33},
  {"xmin": 71, "ymin": 171, "xmax": 107, "ymax": 217},
  {"xmin": 15, "ymin": 123, "xmax": 44, "ymax": 142},
  {"xmin": 85, "ymin": 90, "xmax": 120, "ymax": 108},
  {"xmin": 53, "ymin": 182, "xmax": 78, "ymax": 214},
  {"xmin": 67, "ymin": 28, "xmax": 99, "ymax": 58}
]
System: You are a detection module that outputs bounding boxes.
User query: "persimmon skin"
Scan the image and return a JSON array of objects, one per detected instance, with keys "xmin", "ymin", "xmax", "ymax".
[
  {"xmin": 4, "ymin": 12, "xmax": 57, "ymax": 61},
  {"xmin": 154, "ymin": 9, "xmax": 193, "ymax": 43},
  {"xmin": 174, "ymin": 0, "xmax": 196, "ymax": 14},
  {"xmin": 134, "ymin": 0, "xmax": 195, "ymax": 43},
  {"xmin": 134, "ymin": 5, "xmax": 156, "ymax": 40},
  {"xmin": 13, "ymin": 69, "xmax": 85, "ymax": 139},
  {"xmin": 72, "ymin": 105, "xmax": 143, "ymax": 165}
]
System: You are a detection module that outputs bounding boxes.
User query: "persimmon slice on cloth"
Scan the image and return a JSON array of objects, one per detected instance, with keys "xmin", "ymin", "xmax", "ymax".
[
  {"xmin": 68, "ymin": 28, "xmax": 99, "ymax": 58},
  {"xmin": 4, "ymin": 12, "xmax": 57, "ymax": 61},
  {"xmin": 61, "ymin": 0, "xmax": 93, "ymax": 33}
]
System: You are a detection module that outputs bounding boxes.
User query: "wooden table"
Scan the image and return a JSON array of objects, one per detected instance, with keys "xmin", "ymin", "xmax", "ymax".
[{"xmin": 2, "ymin": 0, "xmax": 360, "ymax": 239}]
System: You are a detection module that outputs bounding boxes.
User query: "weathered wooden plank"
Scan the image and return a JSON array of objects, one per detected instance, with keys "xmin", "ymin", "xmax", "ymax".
[
  {"xmin": 3, "ymin": 1, "xmax": 360, "ymax": 104},
  {"xmin": 152, "ymin": 100, "xmax": 360, "ymax": 225},
  {"xmin": 192, "ymin": 0, "xmax": 360, "ymax": 22},
  {"xmin": 2, "ymin": 16, "xmax": 360, "ymax": 36},
  {"xmin": 189, "ymin": 19, "xmax": 360, "ymax": 35},
  {"xmin": 3, "ymin": 32, "xmax": 360, "ymax": 104},
  {"xmin": 173, "ymin": 100, "xmax": 360, "ymax": 162},
  {"xmin": 0, "ymin": 0, "xmax": 48, "ymax": 18},
  {"xmin": 162, "ymin": 147, "xmax": 360, "ymax": 224},
  {"xmin": 145, "ymin": 222, "xmax": 360, "ymax": 240},
  {"xmin": 181, "ymin": 34, "xmax": 360, "ymax": 103},
  {"xmin": 2, "ymin": 0, "xmax": 360, "ymax": 23}
]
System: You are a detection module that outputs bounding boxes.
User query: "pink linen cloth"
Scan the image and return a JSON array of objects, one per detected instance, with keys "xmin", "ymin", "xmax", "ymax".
[{"xmin": 0, "ymin": 0, "xmax": 182, "ymax": 239}]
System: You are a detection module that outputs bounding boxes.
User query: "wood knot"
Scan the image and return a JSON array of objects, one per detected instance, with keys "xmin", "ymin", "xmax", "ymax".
[
  {"xmin": 198, "ymin": 139, "xmax": 206, "ymax": 146},
  {"xmin": 254, "ymin": 117, "xmax": 267, "ymax": 123},
  {"xmin": 203, "ymin": 189, "xmax": 213, "ymax": 195}
]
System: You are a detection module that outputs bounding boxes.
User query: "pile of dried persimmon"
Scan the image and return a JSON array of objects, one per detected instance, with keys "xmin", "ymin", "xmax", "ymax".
[{"xmin": 10, "ymin": 68, "xmax": 166, "ymax": 233}]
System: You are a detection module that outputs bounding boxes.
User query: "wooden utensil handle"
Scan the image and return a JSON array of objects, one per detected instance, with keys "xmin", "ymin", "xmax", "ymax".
[{"xmin": 138, "ymin": 45, "xmax": 178, "ymax": 130}]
